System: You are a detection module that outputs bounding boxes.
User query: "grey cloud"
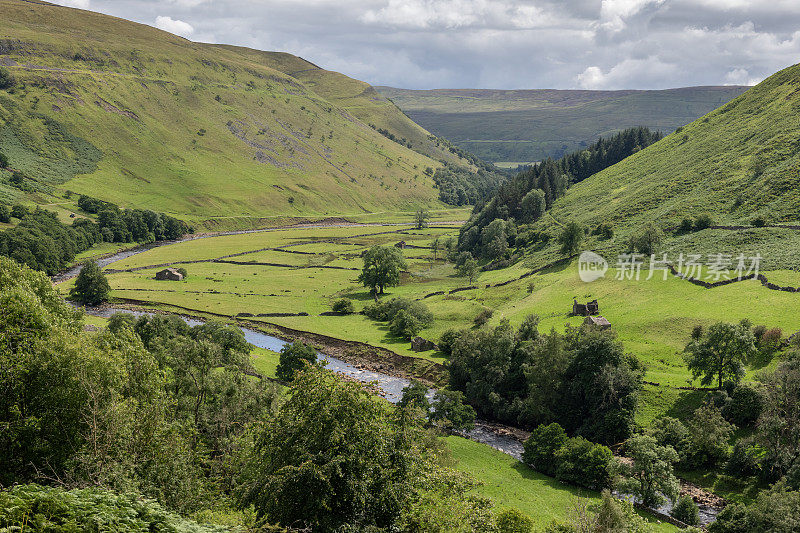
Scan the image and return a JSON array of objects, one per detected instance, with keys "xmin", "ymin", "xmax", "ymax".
[{"xmin": 54, "ymin": 0, "xmax": 800, "ymax": 89}]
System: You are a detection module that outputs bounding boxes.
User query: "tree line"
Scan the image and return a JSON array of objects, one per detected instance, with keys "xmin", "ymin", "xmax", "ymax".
[
  {"xmin": 0, "ymin": 196, "xmax": 191, "ymax": 274},
  {"xmin": 457, "ymin": 126, "xmax": 662, "ymax": 259}
]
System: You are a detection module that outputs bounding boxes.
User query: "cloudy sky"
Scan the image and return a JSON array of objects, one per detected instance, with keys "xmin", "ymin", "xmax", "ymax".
[{"xmin": 54, "ymin": 0, "xmax": 800, "ymax": 90}]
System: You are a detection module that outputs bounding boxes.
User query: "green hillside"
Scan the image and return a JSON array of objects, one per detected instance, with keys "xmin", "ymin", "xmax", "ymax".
[
  {"xmin": 0, "ymin": 0, "xmax": 473, "ymax": 225},
  {"xmin": 547, "ymin": 63, "xmax": 800, "ymax": 236},
  {"xmin": 376, "ymin": 86, "xmax": 748, "ymax": 163}
]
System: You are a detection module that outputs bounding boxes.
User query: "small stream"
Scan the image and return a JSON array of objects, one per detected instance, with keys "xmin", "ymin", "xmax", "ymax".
[{"xmin": 67, "ymin": 233, "xmax": 718, "ymax": 526}]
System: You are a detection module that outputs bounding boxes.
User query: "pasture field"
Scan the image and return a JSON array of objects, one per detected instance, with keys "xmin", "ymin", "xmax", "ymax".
[
  {"xmin": 63, "ymin": 220, "xmax": 800, "ymax": 429},
  {"xmin": 445, "ymin": 436, "xmax": 678, "ymax": 532}
]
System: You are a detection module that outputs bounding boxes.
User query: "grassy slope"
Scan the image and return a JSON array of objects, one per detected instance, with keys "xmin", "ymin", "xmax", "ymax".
[
  {"xmin": 446, "ymin": 437, "xmax": 677, "ymax": 532},
  {"xmin": 546, "ymin": 63, "xmax": 800, "ymax": 236},
  {"xmin": 377, "ymin": 86, "xmax": 748, "ymax": 162},
  {"xmin": 214, "ymin": 45, "xmax": 463, "ymax": 166},
  {"xmin": 0, "ymin": 0, "xmax": 469, "ymax": 224}
]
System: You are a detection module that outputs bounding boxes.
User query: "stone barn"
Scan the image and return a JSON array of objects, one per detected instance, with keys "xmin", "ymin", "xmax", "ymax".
[
  {"xmin": 395, "ymin": 241, "xmax": 407, "ymax": 249},
  {"xmin": 155, "ymin": 268, "xmax": 183, "ymax": 281},
  {"xmin": 573, "ymin": 299, "xmax": 599, "ymax": 316},
  {"xmin": 584, "ymin": 315, "xmax": 611, "ymax": 329}
]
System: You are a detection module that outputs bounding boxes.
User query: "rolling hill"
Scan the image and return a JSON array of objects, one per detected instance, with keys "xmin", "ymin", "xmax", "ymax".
[
  {"xmin": 0, "ymin": 0, "xmax": 475, "ymax": 225},
  {"xmin": 376, "ymin": 86, "xmax": 748, "ymax": 164},
  {"xmin": 546, "ymin": 62, "xmax": 800, "ymax": 236}
]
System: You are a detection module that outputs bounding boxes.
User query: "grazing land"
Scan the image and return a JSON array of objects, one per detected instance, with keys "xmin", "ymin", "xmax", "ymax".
[{"xmin": 59, "ymin": 219, "xmax": 800, "ymax": 428}]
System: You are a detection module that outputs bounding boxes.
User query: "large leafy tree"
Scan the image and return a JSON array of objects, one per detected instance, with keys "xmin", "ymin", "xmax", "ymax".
[
  {"xmin": 684, "ymin": 321, "xmax": 757, "ymax": 389},
  {"xmin": 557, "ymin": 327, "xmax": 644, "ymax": 444},
  {"xmin": 756, "ymin": 354, "xmax": 800, "ymax": 481},
  {"xmin": 615, "ymin": 434, "xmax": 679, "ymax": 508},
  {"xmin": 70, "ymin": 260, "xmax": 111, "ymax": 305},
  {"xmin": 275, "ymin": 341, "xmax": 317, "ymax": 382},
  {"xmin": 240, "ymin": 366, "xmax": 435, "ymax": 531},
  {"xmin": 358, "ymin": 245, "xmax": 407, "ymax": 294}
]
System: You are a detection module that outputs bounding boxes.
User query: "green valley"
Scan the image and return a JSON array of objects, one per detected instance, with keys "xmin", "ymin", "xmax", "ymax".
[{"xmin": 3, "ymin": 1, "xmax": 800, "ymax": 532}]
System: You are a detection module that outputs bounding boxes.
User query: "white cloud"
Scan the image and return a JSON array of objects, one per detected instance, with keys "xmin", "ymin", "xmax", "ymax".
[
  {"xmin": 167, "ymin": 0, "xmax": 211, "ymax": 6},
  {"xmin": 576, "ymin": 57, "xmax": 678, "ymax": 89},
  {"xmin": 154, "ymin": 15, "xmax": 195, "ymax": 37},
  {"xmin": 724, "ymin": 68, "xmax": 762, "ymax": 86},
  {"xmin": 53, "ymin": 0, "xmax": 91, "ymax": 8}
]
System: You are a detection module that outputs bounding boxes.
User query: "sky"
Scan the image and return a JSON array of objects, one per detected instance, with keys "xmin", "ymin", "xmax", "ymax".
[{"xmin": 52, "ymin": 0, "xmax": 800, "ymax": 90}]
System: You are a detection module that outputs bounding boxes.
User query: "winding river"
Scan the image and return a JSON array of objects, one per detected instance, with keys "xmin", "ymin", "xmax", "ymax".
[{"xmin": 58, "ymin": 231, "xmax": 718, "ymax": 526}]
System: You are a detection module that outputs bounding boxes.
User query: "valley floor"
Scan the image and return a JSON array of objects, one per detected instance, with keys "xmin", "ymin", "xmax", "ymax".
[{"xmin": 57, "ymin": 214, "xmax": 798, "ymax": 522}]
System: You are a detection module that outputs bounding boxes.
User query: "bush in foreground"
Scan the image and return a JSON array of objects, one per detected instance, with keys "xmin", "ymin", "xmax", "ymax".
[{"xmin": 0, "ymin": 484, "xmax": 227, "ymax": 533}]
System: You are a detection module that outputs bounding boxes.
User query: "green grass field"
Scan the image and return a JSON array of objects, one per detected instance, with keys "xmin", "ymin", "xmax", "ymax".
[
  {"xmin": 59, "ymin": 220, "xmax": 799, "ymax": 431},
  {"xmin": 376, "ymin": 86, "xmax": 747, "ymax": 163},
  {"xmin": 445, "ymin": 436, "xmax": 677, "ymax": 532}
]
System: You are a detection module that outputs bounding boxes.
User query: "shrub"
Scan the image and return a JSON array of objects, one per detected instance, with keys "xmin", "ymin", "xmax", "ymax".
[
  {"xmin": 629, "ymin": 223, "xmax": 664, "ymax": 255},
  {"xmin": 725, "ymin": 439, "xmax": 761, "ymax": 477},
  {"xmin": 438, "ymin": 329, "xmax": 461, "ymax": 356},
  {"xmin": 332, "ymin": 298, "xmax": 354, "ymax": 314},
  {"xmin": 496, "ymin": 508, "xmax": 533, "ymax": 533},
  {"xmin": 672, "ymin": 495, "xmax": 700, "ymax": 526},
  {"xmin": 694, "ymin": 214, "xmax": 714, "ymax": 230},
  {"xmin": 0, "ymin": 484, "xmax": 218, "ymax": 532},
  {"xmin": 751, "ymin": 216, "xmax": 767, "ymax": 227},
  {"xmin": 723, "ymin": 384, "xmax": 765, "ymax": 427},
  {"xmin": 275, "ymin": 341, "xmax": 317, "ymax": 382},
  {"xmin": 10, "ymin": 204, "xmax": 27, "ymax": 219},
  {"xmin": 522, "ymin": 423, "xmax": 568, "ymax": 476},
  {"xmin": 0, "ymin": 205, "xmax": 9, "ymax": 223},
  {"xmin": 473, "ymin": 308, "xmax": 493, "ymax": 327},
  {"xmin": 364, "ymin": 297, "xmax": 432, "ymax": 326},
  {"xmin": 389, "ymin": 309, "xmax": 423, "ymax": 339},
  {"xmin": 591, "ymin": 223, "xmax": 614, "ymax": 240},
  {"xmin": 0, "ymin": 152, "xmax": 8, "ymax": 168},
  {"xmin": 758, "ymin": 328, "xmax": 782, "ymax": 355},
  {"xmin": 554, "ymin": 436, "xmax": 613, "ymax": 491},
  {"xmin": 0, "ymin": 67, "xmax": 14, "ymax": 90},
  {"xmin": 678, "ymin": 217, "xmax": 695, "ymax": 234},
  {"xmin": 176, "ymin": 267, "xmax": 188, "ymax": 278}
]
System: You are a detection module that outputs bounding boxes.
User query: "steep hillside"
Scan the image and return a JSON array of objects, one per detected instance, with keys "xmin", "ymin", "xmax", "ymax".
[
  {"xmin": 213, "ymin": 45, "xmax": 464, "ymax": 165},
  {"xmin": 0, "ymin": 0, "xmax": 470, "ymax": 224},
  {"xmin": 377, "ymin": 86, "xmax": 748, "ymax": 163},
  {"xmin": 548, "ymin": 63, "xmax": 800, "ymax": 234}
]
